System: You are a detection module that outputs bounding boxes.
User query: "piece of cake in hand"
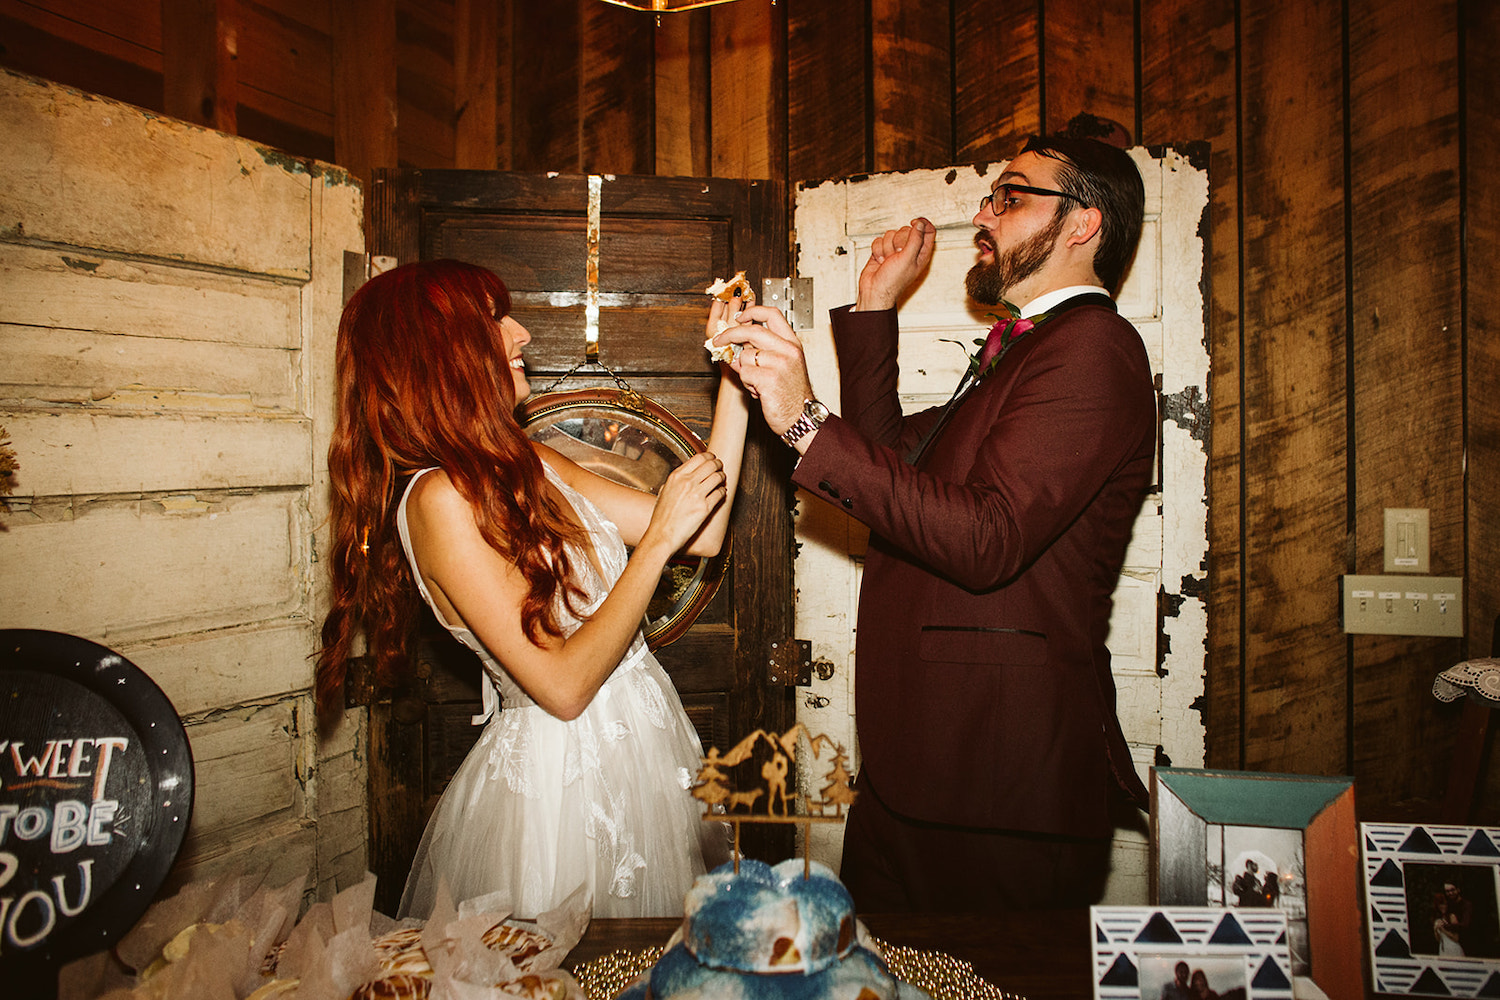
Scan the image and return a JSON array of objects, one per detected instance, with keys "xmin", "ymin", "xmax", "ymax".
[
  {"xmin": 616, "ymin": 859, "xmax": 929, "ymax": 999},
  {"xmin": 704, "ymin": 272, "xmax": 755, "ymax": 363}
]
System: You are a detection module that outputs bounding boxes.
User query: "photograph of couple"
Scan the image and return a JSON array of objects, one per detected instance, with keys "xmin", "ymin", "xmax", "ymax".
[{"xmin": 1140, "ymin": 955, "xmax": 1246, "ymax": 1000}]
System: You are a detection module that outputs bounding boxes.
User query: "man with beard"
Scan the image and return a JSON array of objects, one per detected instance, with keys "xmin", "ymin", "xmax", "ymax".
[{"xmin": 714, "ymin": 122, "xmax": 1154, "ymax": 911}]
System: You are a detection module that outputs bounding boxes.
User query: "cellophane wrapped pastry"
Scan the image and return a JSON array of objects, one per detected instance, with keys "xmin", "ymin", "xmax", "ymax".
[{"xmin": 59, "ymin": 872, "xmax": 590, "ymax": 1000}]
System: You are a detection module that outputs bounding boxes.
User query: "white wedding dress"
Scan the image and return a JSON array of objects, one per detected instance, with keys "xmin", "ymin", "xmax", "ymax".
[{"xmin": 395, "ymin": 464, "xmax": 729, "ymax": 920}]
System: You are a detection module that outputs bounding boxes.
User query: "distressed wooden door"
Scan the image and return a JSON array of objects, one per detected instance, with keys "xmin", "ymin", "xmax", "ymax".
[
  {"xmin": 0, "ymin": 70, "xmax": 365, "ymax": 901},
  {"xmin": 362, "ymin": 170, "xmax": 795, "ymax": 913},
  {"xmin": 789, "ymin": 149, "xmax": 1211, "ymax": 901}
]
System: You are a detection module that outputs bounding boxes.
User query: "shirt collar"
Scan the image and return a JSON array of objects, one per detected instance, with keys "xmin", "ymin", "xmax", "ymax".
[{"xmin": 1017, "ymin": 285, "xmax": 1111, "ymax": 318}]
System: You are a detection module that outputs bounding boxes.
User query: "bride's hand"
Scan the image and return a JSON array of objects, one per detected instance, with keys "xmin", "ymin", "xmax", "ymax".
[{"xmin": 639, "ymin": 452, "xmax": 727, "ymax": 557}]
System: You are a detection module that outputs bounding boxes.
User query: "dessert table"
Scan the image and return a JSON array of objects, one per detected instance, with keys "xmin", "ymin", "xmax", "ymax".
[{"xmin": 563, "ymin": 909, "xmax": 1094, "ymax": 1000}]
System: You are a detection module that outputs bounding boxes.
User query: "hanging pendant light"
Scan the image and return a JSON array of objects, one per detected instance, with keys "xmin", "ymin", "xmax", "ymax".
[{"xmin": 598, "ymin": 0, "xmax": 748, "ymax": 11}]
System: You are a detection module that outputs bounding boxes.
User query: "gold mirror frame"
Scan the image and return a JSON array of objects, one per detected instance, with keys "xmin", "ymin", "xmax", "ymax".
[{"xmin": 520, "ymin": 387, "xmax": 727, "ymax": 649}]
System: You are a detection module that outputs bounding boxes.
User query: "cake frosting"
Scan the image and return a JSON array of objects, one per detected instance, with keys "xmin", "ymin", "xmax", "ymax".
[
  {"xmin": 617, "ymin": 859, "xmax": 927, "ymax": 999},
  {"xmin": 704, "ymin": 271, "xmax": 754, "ymax": 362}
]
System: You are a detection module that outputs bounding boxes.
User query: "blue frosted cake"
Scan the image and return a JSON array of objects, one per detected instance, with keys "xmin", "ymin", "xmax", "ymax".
[{"xmin": 617, "ymin": 859, "xmax": 927, "ymax": 1000}]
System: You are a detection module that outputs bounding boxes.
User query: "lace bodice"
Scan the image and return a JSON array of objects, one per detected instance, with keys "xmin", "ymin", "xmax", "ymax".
[
  {"xmin": 395, "ymin": 463, "xmax": 650, "ymax": 718},
  {"xmin": 393, "ymin": 460, "xmax": 725, "ymax": 920}
]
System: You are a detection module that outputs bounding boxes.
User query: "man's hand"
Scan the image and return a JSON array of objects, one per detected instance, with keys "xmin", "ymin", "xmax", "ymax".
[
  {"xmin": 710, "ymin": 304, "xmax": 819, "ymax": 449},
  {"xmin": 856, "ymin": 217, "xmax": 936, "ymax": 311}
]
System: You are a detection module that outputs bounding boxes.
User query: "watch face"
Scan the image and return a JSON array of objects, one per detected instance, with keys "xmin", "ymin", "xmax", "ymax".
[{"xmin": 807, "ymin": 400, "xmax": 830, "ymax": 420}]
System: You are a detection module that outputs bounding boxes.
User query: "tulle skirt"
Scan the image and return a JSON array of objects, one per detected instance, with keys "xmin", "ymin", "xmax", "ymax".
[{"xmin": 397, "ymin": 652, "xmax": 730, "ymax": 920}]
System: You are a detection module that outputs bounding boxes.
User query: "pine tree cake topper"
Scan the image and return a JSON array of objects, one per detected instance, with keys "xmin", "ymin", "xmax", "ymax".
[{"xmin": 691, "ymin": 724, "xmax": 857, "ymax": 876}]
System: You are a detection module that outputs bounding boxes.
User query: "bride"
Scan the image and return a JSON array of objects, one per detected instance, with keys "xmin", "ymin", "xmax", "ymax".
[{"xmin": 317, "ymin": 259, "xmax": 748, "ymax": 918}]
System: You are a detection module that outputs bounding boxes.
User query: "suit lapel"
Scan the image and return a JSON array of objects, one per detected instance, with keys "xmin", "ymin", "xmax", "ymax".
[{"xmin": 903, "ymin": 293, "xmax": 1117, "ymax": 466}]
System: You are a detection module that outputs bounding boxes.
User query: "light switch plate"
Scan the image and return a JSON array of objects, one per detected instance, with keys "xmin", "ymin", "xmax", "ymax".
[
  {"xmin": 1383, "ymin": 508, "xmax": 1430, "ymax": 573},
  {"xmin": 1342, "ymin": 574, "xmax": 1462, "ymax": 636}
]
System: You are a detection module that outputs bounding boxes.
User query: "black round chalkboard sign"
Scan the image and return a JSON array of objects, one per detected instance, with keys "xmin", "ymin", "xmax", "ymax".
[{"xmin": 0, "ymin": 630, "xmax": 194, "ymax": 993}]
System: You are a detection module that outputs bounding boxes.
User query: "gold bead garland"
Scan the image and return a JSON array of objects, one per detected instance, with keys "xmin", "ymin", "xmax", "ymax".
[
  {"xmin": 572, "ymin": 946, "xmax": 662, "ymax": 999},
  {"xmin": 570, "ymin": 939, "xmax": 1026, "ymax": 1000},
  {"xmin": 872, "ymin": 936, "xmax": 1027, "ymax": 1000}
]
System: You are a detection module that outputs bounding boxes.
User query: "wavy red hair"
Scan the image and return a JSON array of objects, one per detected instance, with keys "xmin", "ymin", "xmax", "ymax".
[{"xmin": 316, "ymin": 259, "xmax": 587, "ymax": 718}]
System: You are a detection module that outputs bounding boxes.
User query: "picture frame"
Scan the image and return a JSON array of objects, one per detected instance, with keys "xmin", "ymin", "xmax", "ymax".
[
  {"xmin": 1151, "ymin": 767, "xmax": 1363, "ymax": 1000},
  {"xmin": 1091, "ymin": 905, "xmax": 1293, "ymax": 999},
  {"xmin": 1361, "ymin": 822, "xmax": 1500, "ymax": 997}
]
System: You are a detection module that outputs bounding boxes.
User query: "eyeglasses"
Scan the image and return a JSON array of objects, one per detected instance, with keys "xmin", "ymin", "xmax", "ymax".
[{"xmin": 978, "ymin": 184, "xmax": 1087, "ymax": 216}]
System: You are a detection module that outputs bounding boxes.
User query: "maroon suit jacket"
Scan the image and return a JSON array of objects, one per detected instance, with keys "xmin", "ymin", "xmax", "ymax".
[{"xmin": 791, "ymin": 299, "xmax": 1154, "ymax": 837}]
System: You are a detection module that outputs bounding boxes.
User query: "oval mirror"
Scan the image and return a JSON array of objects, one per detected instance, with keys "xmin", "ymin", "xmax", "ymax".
[{"xmin": 520, "ymin": 388, "xmax": 727, "ymax": 649}]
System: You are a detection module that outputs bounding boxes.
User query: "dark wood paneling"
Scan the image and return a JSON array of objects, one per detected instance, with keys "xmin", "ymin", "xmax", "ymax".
[
  {"xmin": 1042, "ymin": 0, "xmax": 1136, "ymax": 139},
  {"xmin": 511, "ymin": 2, "xmax": 580, "ymax": 172},
  {"xmin": 0, "ymin": 12, "xmax": 164, "ymax": 113},
  {"xmin": 710, "ymin": 0, "xmax": 786, "ymax": 181},
  {"xmin": 237, "ymin": 104, "xmax": 335, "ymax": 162},
  {"xmin": 1349, "ymin": 0, "xmax": 1464, "ymax": 816},
  {"xmin": 787, "ymin": 0, "xmax": 869, "ymax": 184},
  {"xmin": 653, "ymin": 10, "xmax": 710, "ymax": 177},
  {"xmin": 236, "ymin": 0, "xmax": 334, "ymax": 136},
  {"xmin": 162, "ymin": 0, "xmax": 237, "ymax": 132},
  {"xmin": 1140, "ymin": 0, "xmax": 1243, "ymax": 769},
  {"xmin": 1465, "ymin": 0, "xmax": 1500, "ymax": 821},
  {"xmin": 953, "ymin": 0, "xmax": 1041, "ymax": 163},
  {"xmin": 397, "ymin": 0, "xmax": 457, "ymax": 168},
  {"xmin": 1238, "ymin": 0, "xmax": 1349, "ymax": 776},
  {"xmin": 333, "ymin": 0, "xmax": 398, "ymax": 188},
  {"xmin": 255, "ymin": 0, "xmax": 331, "ymax": 37},
  {"xmin": 2, "ymin": 0, "xmax": 163, "ymax": 67},
  {"xmin": 367, "ymin": 701, "xmax": 425, "ymax": 915},
  {"xmin": 870, "ymin": 0, "xmax": 951, "ymax": 171},
  {"xmin": 495, "ymin": 0, "xmax": 513, "ymax": 170},
  {"xmin": 580, "ymin": 0, "xmax": 655, "ymax": 175},
  {"xmin": 454, "ymin": 0, "xmax": 498, "ymax": 169}
]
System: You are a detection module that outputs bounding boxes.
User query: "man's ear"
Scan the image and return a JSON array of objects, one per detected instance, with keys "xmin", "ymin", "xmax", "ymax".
[{"xmin": 1064, "ymin": 206, "xmax": 1104, "ymax": 249}]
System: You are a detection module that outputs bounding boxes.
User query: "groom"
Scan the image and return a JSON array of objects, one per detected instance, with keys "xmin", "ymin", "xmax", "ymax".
[{"xmin": 718, "ymin": 122, "xmax": 1155, "ymax": 911}]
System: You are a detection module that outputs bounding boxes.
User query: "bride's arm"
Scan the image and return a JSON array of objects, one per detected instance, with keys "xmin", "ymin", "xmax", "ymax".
[
  {"xmin": 548, "ymin": 297, "xmax": 752, "ymax": 556},
  {"xmin": 404, "ymin": 460, "xmax": 726, "ymax": 720}
]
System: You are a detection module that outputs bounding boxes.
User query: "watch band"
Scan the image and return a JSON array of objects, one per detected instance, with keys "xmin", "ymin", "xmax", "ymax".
[{"xmin": 780, "ymin": 399, "xmax": 828, "ymax": 448}]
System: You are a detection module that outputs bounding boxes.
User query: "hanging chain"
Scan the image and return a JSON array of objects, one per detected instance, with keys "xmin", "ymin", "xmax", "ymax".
[{"xmin": 534, "ymin": 360, "xmax": 647, "ymax": 413}]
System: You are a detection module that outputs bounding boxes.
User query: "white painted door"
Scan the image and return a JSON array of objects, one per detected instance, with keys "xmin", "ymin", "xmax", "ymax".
[
  {"xmin": 0, "ymin": 70, "xmax": 367, "ymax": 898},
  {"xmin": 790, "ymin": 150, "xmax": 1209, "ymax": 903}
]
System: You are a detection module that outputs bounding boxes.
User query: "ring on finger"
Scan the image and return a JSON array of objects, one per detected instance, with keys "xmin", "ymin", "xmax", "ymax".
[{"xmin": 753, "ymin": 348, "xmax": 762, "ymax": 366}]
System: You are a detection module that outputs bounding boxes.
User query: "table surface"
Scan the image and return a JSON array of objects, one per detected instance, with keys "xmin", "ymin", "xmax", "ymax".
[{"xmin": 562, "ymin": 910, "xmax": 1094, "ymax": 1000}]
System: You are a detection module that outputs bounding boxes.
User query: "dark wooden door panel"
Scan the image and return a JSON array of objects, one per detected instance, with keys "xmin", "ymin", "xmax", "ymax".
[{"xmin": 365, "ymin": 168, "xmax": 794, "ymax": 914}]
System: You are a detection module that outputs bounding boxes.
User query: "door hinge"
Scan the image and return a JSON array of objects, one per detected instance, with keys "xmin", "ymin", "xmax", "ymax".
[
  {"xmin": 761, "ymin": 277, "xmax": 814, "ymax": 332},
  {"xmin": 768, "ymin": 638, "xmax": 812, "ymax": 686}
]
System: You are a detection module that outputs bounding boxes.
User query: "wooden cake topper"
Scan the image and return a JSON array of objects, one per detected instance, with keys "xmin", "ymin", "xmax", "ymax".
[{"xmin": 691, "ymin": 724, "xmax": 857, "ymax": 876}]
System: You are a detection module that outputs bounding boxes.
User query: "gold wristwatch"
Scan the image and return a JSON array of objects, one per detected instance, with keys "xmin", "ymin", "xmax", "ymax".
[{"xmin": 780, "ymin": 398, "xmax": 829, "ymax": 448}]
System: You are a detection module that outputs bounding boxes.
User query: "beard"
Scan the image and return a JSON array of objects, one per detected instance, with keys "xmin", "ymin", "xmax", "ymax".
[{"xmin": 965, "ymin": 211, "xmax": 1067, "ymax": 305}]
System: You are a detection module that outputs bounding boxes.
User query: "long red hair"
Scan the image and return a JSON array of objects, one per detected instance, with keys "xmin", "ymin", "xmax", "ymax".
[{"xmin": 316, "ymin": 259, "xmax": 587, "ymax": 718}]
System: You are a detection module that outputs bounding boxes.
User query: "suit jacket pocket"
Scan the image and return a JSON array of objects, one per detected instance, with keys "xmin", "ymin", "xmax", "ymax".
[{"xmin": 917, "ymin": 625, "xmax": 1049, "ymax": 666}]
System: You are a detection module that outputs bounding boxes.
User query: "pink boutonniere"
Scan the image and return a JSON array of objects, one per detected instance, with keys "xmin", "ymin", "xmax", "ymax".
[{"xmin": 942, "ymin": 301, "xmax": 1035, "ymax": 379}]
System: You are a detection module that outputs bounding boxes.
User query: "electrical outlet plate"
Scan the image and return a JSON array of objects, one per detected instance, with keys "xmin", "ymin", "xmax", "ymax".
[
  {"xmin": 1383, "ymin": 508, "xmax": 1430, "ymax": 573},
  {"xmin": 1342, "ymin": 574, "xmax": 1463, "ymax": 636}
]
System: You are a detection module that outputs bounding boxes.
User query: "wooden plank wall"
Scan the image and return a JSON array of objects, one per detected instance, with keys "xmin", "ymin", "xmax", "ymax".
[{"xmin": 2, "ymin": 0, "xmax": 1495, "ymax": 823}]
